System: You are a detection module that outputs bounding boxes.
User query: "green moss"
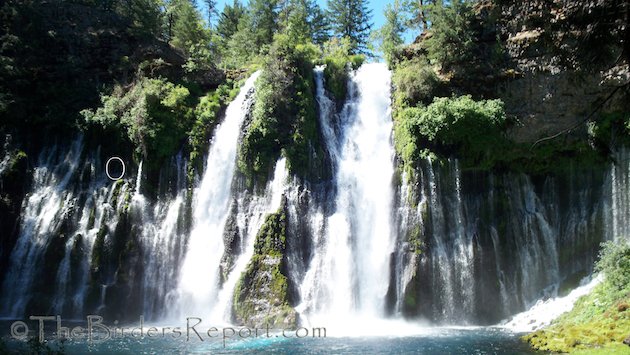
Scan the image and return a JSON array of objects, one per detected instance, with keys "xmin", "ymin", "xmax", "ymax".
[
  {"xmin": 233, "ymin": 206, "xmax": 297, "ymax": 328},
  {"xmin": 408, "ymin": 223, "xmax": 424, "ymax": 255},
  {"xmin": 524, "ymin": 242, "xmax": 630, "ymax": 353},
  {"xmin": 90, "ymin": 224, "xmax": 108, "ymax": 272},
  {"xmin": 188, "ymin": 78, "xmax": 242, "ymax": 180}
]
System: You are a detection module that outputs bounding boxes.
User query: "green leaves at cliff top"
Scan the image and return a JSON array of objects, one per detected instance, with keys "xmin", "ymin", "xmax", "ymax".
[{"xmin": 394, "ymin": 95, "xmax": 508, "ymax": 173}]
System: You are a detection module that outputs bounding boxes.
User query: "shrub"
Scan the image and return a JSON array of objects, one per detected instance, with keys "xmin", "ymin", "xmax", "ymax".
[
  {"xmin": 596, "ymin": 241, "xmax": 630, "ymax": 293},
  {"xmin": 588, "ymin": 112, "xmax": 630, "ymax": 150},
  {"xmin": 393, "ymin": 95, "xmax": 508, "ymax": 173},
  {"xmin": 82, "ymin": 77, "xmax": 195, "ymax": 163},
  {"xmin": 392, "ymin": 57, "xmax": 441, "ymax": 107},
  {"xmin": 322, "ymin": 37, "xmax": 365, "ymax": 101}
]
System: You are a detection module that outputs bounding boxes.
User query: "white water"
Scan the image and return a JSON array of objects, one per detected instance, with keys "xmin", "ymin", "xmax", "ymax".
[
  {"xmin": 175, "ymin": 71, "xmax": 260, "ymax": 318},
  {"xmin": 210, "ymin": 157, "xmax": 288, "ymax": 323},
  {"xmin": 501, "ymin": 275, "xmax": 602, "ymax": 332},
  {"xmin": 298, "ymin": 64, "xmax": 396, "ymax": 329}
]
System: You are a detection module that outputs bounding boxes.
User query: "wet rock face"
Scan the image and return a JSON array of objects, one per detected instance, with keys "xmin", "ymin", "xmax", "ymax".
[
  {"xmin": 232, "ymin": 203, "xmax": 297, "ymax": 328},
  {"xmin": 0, "ymin": 145, "xmax": 28, "ymax": 290},
  {"xmin": 220, "ymin": 201, "xmax": 242, "ymax": 285}
]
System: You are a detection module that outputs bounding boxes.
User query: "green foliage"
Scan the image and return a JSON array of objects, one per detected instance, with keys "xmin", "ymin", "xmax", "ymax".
[
  {"xmin": 392, "ymin": 57, "xmax": 440, "ymax": 107},
  {"xmin": 322, "ymin": 37, "xmax": 365, "ymax": 102},
  {"xmin": 326, "ymin": 0, "xmax": 373, "ymax": 55},
  {"xmin": 595, "ymin": 241, "xmax": 630, "ymax": 293},
  {"xmin": 374, "ymin": 0, "xmax": 407, "ymax": 65},
  {"xmin": 188, "ymin": 79, "xmax": 242, "ymax": 173},
  {"xmin": 113, "ymin": 0, "xmax": 164, "ymax": 38},
  {"xmin": 588, "ymin": 112, "xmax": 630, "ymax": 150},
  {"xmin": 281, "ymin": 0, "xmax": 330, "ymax": 46},
  {"xmin": 425, "ymin": 0, "xmax": 475, "ymax": 71},
  {"xmin": 216, "ymin": 0, "xmax": 246, "ymax": 48},
  {"xmin": 166, "ymin": 0, "xmax": 212, "ymax": 55},
  {"xmin": 238, "ymin": 34, "xmax": 324, "ymax": 187},
  {"xmin": 248, "ymin": 0, "xmax": 280, "ymax": 49},
  {"xmin": 394, "ymin": 95, "xmax": 508, "ymax": 174},
  {"xmin": 524, "ymin": 241, "xmax": 630, "ymax": 353},
  {"xmin": 82, "ymin": 77, "xmax": 195, "ymax": 163}
]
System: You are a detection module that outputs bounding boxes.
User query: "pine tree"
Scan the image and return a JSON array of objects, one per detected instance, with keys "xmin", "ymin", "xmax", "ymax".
[
  {"xmin": 282, "ymin": 0, "xmax": 330, "ymax": 45},
  {"xmin": 203, "ymin": 0, "xmax": 218, "ymax": 27},
  {"xmin": 326, "ymin": 0, "xmax": 373, "ymax": 55},
  {"xmin": 216, "ymin": 0, "xmax": 246, "ymax": 42},
  {"xmin": 377, "ymin": 0, "xmax": 406, "ymax": 63},
  {"xmin": 166, "ymin": 0, "xmax": 210, "ymax": 54},
  {"xmin": 247, "ymin": 0, "xmax": 280, "ymax": 48}
]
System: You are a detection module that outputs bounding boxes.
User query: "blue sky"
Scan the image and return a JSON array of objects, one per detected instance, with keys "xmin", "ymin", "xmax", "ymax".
[{"xmin": 202, "ymin": 0, "xmax": 416, "ymax": 44}]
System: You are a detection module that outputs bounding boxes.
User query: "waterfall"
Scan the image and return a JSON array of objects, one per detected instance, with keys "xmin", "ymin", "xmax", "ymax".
[
  {"xmin": 175, "ymin": 71, "xmax": 260, "ymax": 318},
  {"xmin": 134, "ymin": 156, "xmax": 190, "ymax": 320},
  {"xmin": 392, "ymin": 155, "xmax": 614, "ymax": 324},
  {"xmin": 0, "ymin": 137, "xmax": 137, "ymax": 318},
  {"xmin": 298, "ymin": 64, "xmax": 396, "ymax": 324},
  {"xmin": 210, "ymin": 157, "xmax": 288, "ymax": 322}
]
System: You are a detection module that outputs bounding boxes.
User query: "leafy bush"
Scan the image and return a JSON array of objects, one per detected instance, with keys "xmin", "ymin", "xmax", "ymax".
[
  {"xmin": 596, "ymin": 241, "xmax": 630, "ymax": 293},
  {"xmin": 322, "ymin": 37, "xmax": 365, "ymax": 101},
  {"xmin": 82, "ymin": 77, "xmax": 195, "ymax": 163},
  {"xmin": 392, "ymin": 57, "xmax": 441, "ymax": 107},
  {"xmin": 394, "ymin": 95, "xmax": 508, "ymax": 173},
  {"xmin": 588, "ymin": 112, "xmax": 630, "ymax": 150}
]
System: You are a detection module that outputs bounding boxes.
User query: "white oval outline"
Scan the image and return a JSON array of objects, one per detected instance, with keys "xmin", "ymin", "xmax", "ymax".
[{"xmin": 105, "ymin": 157, "xmax": 126, "ymax": 181}]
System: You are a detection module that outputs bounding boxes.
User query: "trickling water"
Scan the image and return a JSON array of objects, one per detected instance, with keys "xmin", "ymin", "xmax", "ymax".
[
  {"xmin": 211, "ymin": 157, "xmax": 288, "ymax": 322},
  {"xmin": 298, "ymin": 64, "xmax": 396, "ymax": 324},
  {"xmin": 0, "ymin": 137, "xmax": 138, "ymax": 318},
  {"xmin": 135, "ymin": 156, "xmax": 190, "ymax": 320},
  {"xmin": 393, "ymin": 156, "xmax": 612, "ymax": 324},
  {"xmin": 175, "ymin": 71, "xmax": 260, "ymax": 318}
]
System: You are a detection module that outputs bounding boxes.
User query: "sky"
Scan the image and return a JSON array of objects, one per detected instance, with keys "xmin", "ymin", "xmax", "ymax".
[{"xmin": 202, "ymin": 0, "xmax": 417, "ymax": 44}]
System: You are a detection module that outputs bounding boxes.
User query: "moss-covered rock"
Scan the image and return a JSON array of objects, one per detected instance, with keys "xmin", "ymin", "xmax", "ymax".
[
  {"xmin": 524, "ymin": 242, "xmax": 630, "ymax": 353},
  {"xmin": 232, "ymin": 202, "xmax": 297, "ymax": 328}
]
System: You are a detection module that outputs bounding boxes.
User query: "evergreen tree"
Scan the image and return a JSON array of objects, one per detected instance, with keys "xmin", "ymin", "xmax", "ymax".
[
  {"xmin": 203, "ymin": 0, "xmax": 218, "ymax": 27},
  {"xmin": 376, "ymin": 0, "xmax": 406, "ymax": 64},
  {"xmin": 166, "ymin": 0, "xmax": 210, "ymax": 54},
  {"xmin": 283, "ymin": 0, "xmax": 330, "ymax": 45},
  {"xmin": 216, "ymin": 0, "xmax": 246, "ymax": 42},
  {"xmin": 247, "ymin": 0, "xmax": 280, "ymax": 48},
  {"xmin": 326, "ymin": 0, "xmax": 373, "ymax": 54}
]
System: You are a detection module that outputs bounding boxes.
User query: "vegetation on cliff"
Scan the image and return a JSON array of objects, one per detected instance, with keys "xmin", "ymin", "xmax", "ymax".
[
  {"xmin": 233, "ymin": 204, "xmax": 296, "ymax": 327},
  {"xmin": 524, "ymin": 241, "xmax": 630, "ymax": 353},
  {"xmin": 388, "ymin": 0, "xmax": 628, "ymax": 178}
]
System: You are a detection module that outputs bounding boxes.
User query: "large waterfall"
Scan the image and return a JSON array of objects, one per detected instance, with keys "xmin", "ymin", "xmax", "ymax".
[
  {"xmin": 297, "ymin": 64, "xmax": 396, "ymax": 326},
  {"xmin": 174, "ymin": 71, "xmax": 260, "ymax": 319},
  {"xmin": 0, "ymin": 63, "xmax": 629, "ymax": 332}
]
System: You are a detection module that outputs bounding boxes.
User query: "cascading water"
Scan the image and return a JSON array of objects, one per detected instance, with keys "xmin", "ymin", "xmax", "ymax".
[
  {"xmin": 175, "ymin": 71, "xmax": 260, "ymax": 319},
  {"xmin": 210, "ymin": 157, "xmax": 288, "ymax": 322},
  {"xmin": 392, "ymin": 156, "xmax": 614, "ymax": 324},
  {"xmin": 298, "ymin": 64, "xmax": 396, "ymax": 325},
  {"xmin": 0, "ymin": 137, "xmax": 135, "ymax": 318}
]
